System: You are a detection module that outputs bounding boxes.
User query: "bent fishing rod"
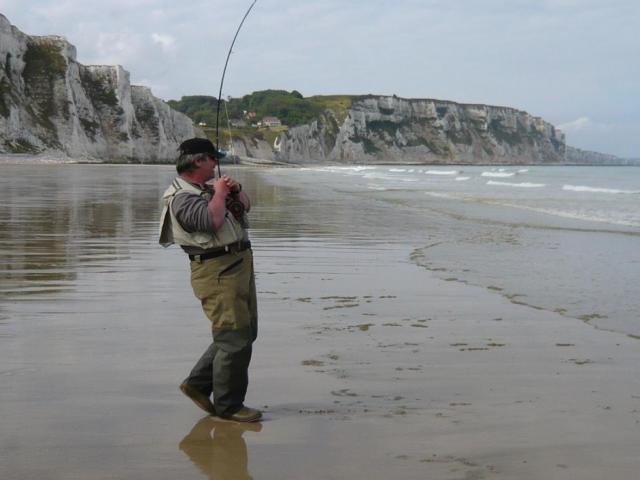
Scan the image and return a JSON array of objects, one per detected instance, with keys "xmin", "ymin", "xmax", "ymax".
[{"xmin": 215, "ymin": 0, "xmax": 258, "ymax": 178}]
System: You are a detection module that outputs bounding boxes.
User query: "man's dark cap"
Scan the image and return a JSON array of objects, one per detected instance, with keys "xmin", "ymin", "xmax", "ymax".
[{"xmin": 178, "ymin": 138, "xmax": 225, "ymax": 158}]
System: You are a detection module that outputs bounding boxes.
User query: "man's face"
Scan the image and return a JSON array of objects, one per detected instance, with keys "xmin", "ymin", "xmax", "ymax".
[{"xmin": 200, "ymin": 155, "xmax": 217, "ymax": 180}]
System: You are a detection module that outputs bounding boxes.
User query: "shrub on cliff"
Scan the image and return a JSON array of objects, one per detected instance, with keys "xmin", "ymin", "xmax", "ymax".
[{"xmin": 169, "ymin": 90, "xmax": 330, "ymax": 127}]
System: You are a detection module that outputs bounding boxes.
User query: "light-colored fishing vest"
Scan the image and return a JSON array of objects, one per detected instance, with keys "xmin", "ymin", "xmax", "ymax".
[{"xmin": 158, "ymin": 177, "xmax": 246, "ymax": 249}]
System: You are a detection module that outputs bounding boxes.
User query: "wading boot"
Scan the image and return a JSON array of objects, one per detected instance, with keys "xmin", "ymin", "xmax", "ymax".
[
  {"xmin": 179, "ymin": 383, "xmax": 215, "ymax": 415},
  {"xmin": 222, "ymin": 406, "xmax": 262, "ymax": 423}
]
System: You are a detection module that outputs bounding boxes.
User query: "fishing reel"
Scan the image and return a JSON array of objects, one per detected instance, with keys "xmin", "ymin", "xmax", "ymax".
[{"xmin": 226, "ymin": 193, "xmax": 245, "ymax": 220}]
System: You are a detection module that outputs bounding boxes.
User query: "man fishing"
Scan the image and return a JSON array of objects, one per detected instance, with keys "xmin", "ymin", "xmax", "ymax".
[{"xmin": 159, "ymin": 137, "xmax": 261, "ymax": 423}]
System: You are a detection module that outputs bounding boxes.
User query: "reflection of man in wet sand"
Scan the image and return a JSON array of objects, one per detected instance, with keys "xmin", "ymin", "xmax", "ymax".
[{"xmin": 179, "ymin": 417, "xmax": 261, "ymax": 480}]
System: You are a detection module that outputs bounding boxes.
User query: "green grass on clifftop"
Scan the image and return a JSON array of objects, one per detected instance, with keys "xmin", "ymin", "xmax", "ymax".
[
  {"xmin": 169, "ymin": 90, "xmax": 354, "ymax": 129},
  {"xmin": 307, "ymin": 95, "xmax": 353, "ymax": 124}
]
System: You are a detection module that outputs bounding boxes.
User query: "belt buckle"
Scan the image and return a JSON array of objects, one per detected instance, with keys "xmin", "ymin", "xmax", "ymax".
[{"xmin": 228, "ymin": 241, "xmax": 241, "ymax": 254}]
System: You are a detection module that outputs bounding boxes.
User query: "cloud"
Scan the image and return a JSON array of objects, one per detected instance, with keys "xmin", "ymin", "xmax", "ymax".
[
  {"xmin": 151, "ymin": 33, "xmax": 176, "ymax": 53},
  {"xmin": 135, "ymin": 78, "xmax": 169, "ymax": 97},
  {"xmin": 92, "ymin": 32, "xmax": 144, "ymax": 66},
  {"xmin": 557, "ymin": 117, "xmax": 592, "ymax": 133}
]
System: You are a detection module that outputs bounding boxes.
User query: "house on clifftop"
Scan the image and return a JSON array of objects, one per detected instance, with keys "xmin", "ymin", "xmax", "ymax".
[{"xmin": 262, "ymin": 116, "xmax": 282, "ymax": 127}]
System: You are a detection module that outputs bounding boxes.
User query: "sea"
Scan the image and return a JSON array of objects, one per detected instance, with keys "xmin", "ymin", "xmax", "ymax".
[
  {"xmin": 270, "ymin": 164, "xmax": 640, "ymax": 338},
  {"xmin": 0, "ymin": 162, "xmax": 638, "ymax": 340}
]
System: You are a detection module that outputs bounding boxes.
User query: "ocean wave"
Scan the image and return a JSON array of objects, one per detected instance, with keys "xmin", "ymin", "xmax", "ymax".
[
  {"xmin": 518, "ymin": 169, "xmax": 529, "ymax": 173},
  {"xmin": 496, "ymin": 202, "xmax": 640, "ymax": 228},
  {"xmin": 363, "ymin": 172, "xmax": 418, "ymax": 182},
  {"xmin": 481, "ymin": 171, "xmax": 515, "ymax": 178},
  {"xmin": 455, "ymin": 176, "xmax": 470, "ymax": 181},
  {"xmin": 424, "ymin": 191, "xmax": 457, "ymax": 199},
  {"xmin": 487, "ymin": 180, "xmax": 546, "ymax": 188},
  {"xmin": 388, "ymin": 168, "xmax": 406, "ymax": 172},
  {"xmin": 562, "ymin": 185, "xmax": 640, "ymax": 194},
  {"xmin": 301, "ymin": 166, "xmax": 378, "ymax": 174},
  {"xmin": 425, "ymin": 170, "xmax": 459, "ymax": 175}
]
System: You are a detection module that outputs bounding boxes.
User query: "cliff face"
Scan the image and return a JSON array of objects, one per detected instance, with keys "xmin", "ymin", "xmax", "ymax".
[
  {"xmin": 565, "ymin": 146, "xmax": 626, "ymax": 165},
  {"xmin": 230, "ymin": 136, "xmax": 274, "ymax": 161},
  {"xmin": 0, "ymin": 14, "xmax": 197, "ymax": 161},
  {"xmin": 276, "ymin": 96, "xmax": 567, "ymax": 165}
]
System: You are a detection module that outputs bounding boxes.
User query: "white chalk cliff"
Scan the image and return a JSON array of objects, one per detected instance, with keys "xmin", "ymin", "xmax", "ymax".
[
  {"xmin": 276, "ymin": 96, "xmax": 568, "ymax": 165},
  {"xmin": 0, "ymin": 14, "xmax": 198, "ymax": 161}
]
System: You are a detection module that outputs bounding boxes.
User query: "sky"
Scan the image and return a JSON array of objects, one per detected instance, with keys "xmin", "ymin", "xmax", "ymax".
[{"xmin": 3, "ymin": 0, "xmax": 639, "ymax": 157}]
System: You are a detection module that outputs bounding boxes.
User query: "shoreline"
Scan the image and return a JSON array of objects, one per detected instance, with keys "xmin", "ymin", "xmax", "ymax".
[
  {"xmin": 411, "ymin": 244, "xmax": 640, "ymax": 342},
  {"xmin": 2, "ymin": 152, "xmax": 639, "ymax": 167}
]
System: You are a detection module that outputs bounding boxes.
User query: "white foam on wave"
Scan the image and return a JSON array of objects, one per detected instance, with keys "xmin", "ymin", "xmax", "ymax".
[
  {"xmin": 336, "ymin": 166, "xmax": 378, "ymax": 173},
  {"xmin": 481, "ymin": 171, "xmax": 515, "ymax": 178},
  {"xmin": 301, "ymin": 165, "xmax": 378, "ymax": 173},
  {"xmin": 455, "ymin": 176, "xmax": 470, "ymax": 181},
  {"xmin": 562, "ymin": 185, "xmax": 640, "ymax": 194},
  {"xmin": 424, "ymin": 191, "xmax": 458, "ymax": 199},
  {"xmin": 388, "ymin": 168, "xmax": 406, "ymax": 172},
  {"xmin": 425, "ymin": 170, "xmax": 459, "ymax": 175},
  {"xmin": 518, "ymin": 169, "xmax": 529, "ymax": 173},
  {"xmin": 487, "ymin": 180, "xmax": 546, "ymax": 188},
  {"xmin": 495, "ymin": 202, "xmax": 640, "ymax": 228},
  {"xmin": 363, "ymin": 172, "xmax": 418, "ymax": 182}
]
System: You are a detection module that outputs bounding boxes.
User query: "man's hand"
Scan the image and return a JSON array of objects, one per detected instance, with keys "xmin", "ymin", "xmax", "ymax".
[
  {"xmin": 213, "ymin": 177, "xmax": 231, "ymax": 197},
  {"xmin": 221, "ymin": 175, "xmax": 251, "ymax": 213},
  {"xmin": 209, "ymin": 177, "xmax": 231, "ymax": 229},
  {"xmin": 222, "ymin": 175, "xmax": 242, "ymax": 194}
]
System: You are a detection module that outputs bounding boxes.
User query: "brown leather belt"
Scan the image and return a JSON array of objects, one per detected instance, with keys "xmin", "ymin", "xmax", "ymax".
[{"xmin": 188, "ymin": 241, "xmax": 251, "ymax": 262}]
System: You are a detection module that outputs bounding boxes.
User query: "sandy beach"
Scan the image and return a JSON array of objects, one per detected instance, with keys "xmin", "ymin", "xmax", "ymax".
[{"xmin": 1, "ymin": 164, "xmax": 639, "ymax": 479}]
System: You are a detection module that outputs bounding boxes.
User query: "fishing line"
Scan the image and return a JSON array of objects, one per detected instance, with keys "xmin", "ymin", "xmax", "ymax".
[{"xmin": 215, "ymin": 0, "xmax": 258, "ymax": 177}]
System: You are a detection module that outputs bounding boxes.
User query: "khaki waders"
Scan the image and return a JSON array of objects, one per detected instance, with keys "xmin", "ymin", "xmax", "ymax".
[{"xmin": 185, "ymin": 248, "xmax": 258, "ymax": 417}]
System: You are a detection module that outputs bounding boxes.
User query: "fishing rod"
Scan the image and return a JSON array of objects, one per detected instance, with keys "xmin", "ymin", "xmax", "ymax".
[{"xmin": 215, "ymin": 0, "xmax": 258, "ymax": 178}]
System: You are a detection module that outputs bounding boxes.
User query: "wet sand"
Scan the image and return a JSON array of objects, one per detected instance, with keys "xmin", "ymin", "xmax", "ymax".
[{"xmin": 1, "ymin": 164, "xmax": 639, "ymax": 479}]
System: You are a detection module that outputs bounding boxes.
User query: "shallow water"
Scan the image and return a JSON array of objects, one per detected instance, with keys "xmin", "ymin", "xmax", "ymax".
[
  {"xmin": 0, "ymin": 164, "xmax": 428, "ymax": 479},
  {"xmin": 1, "ymin": 163, "xmax": 637, "ymax": 341},
  {"xmin": 282, "ymin": 165, "xmax": 640, "ymax": 337}
]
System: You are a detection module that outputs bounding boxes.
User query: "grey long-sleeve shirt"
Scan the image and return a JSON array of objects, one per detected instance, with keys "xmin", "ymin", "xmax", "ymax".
[
  {"xmin": 171, "ymin": 186, "xmax": 249, "ymax": 255},
  {"xmin": 172, "ymin": 191, "xmax": 215, "ymax": 234}
]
